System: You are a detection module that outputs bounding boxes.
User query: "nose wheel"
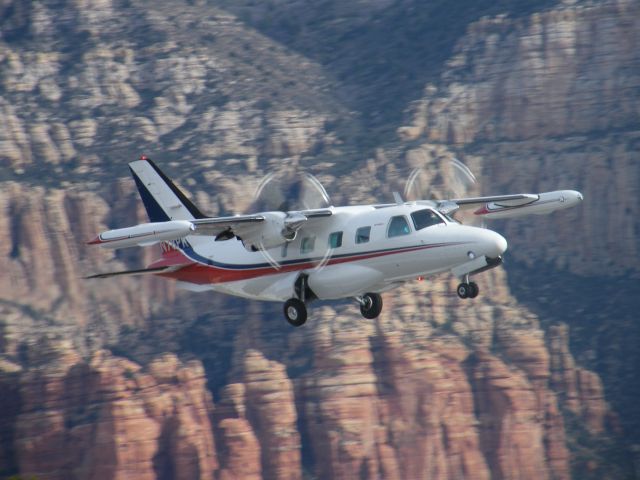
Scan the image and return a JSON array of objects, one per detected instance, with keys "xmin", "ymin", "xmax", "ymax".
[
  {"xmin": 284, "ymin": 298, "xmax": 307, "ymax": 326},
  {"xmin": 457, "ymin": 281, "xmax": 479, "ymax": 299}
]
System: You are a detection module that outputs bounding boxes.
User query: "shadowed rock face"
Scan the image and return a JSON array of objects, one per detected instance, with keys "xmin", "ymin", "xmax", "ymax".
[{"xmin": 0, "ymin": 0, "xmax": 637, "ymax": 479}]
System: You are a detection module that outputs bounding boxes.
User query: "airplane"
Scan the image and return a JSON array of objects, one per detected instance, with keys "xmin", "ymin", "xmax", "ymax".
[{"xmin": 87, "ymin": 156, "xmax": 583, "ymax": 326}]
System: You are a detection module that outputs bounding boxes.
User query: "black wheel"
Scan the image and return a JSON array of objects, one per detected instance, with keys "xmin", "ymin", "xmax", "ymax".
[
  {"xmin": 457, "ymin": 283, "xmax": 469, "ymax": 299},
  {"xmin": 284, "ymin": 298, "xmax": 307, "ymax": 326},
  {"xmin": 360, "ymin": 293, "xmax": 383, "ymax": 319},
  {"xmin": 468, "ymin": 282, "xmax": 479, "ymax": 298}
]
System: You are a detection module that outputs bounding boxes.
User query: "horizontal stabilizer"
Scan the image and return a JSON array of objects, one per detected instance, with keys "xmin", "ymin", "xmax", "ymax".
[{"xmin": 85, "ymin": 266, "xmax": 170, "ymax": 279}]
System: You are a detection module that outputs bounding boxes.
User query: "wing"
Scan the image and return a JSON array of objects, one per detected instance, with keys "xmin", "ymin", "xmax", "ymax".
[
  {"xmin": 193, "ymin": 208, "xmax": 333, "ymax": 250},
  {"xmin": 90, "ymin": 209, "xmax": 333, "ymax": 249},
  {"xmin": 88, "ymin": 215, "xmax": 266, "ymax": 248},
  {"xmin": 190, "ymin": 214, "xmax": 266, "ymax": 236},
  {"xmin": 190, "ymin": 209, "xmax": 331, "ymax": 237},
  {"xmin": 298, "ymin": 208, "xmax": 333, "ymax": 219},
  {"xmin": 432, "ymin": 190, "xmax": 583, "ymax": 219},
  {"xmin": 447, "ymin": 194, "xmax": 538, "ymax": 208}
]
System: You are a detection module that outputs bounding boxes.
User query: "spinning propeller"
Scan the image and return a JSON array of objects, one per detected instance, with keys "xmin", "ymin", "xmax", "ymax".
[
  {"xmin": 248, "ymin": 170, "xmax": 334, "ymax": 270},
  {"xmin": 252, "ymin": 171, "xmax": 331, "ymax": 212},
  {"xmin": 403, "ymin": 157, "xmax": 481, "ymax": 224}
]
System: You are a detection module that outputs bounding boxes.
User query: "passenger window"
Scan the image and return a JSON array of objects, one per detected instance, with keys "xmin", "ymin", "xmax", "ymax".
[
  {"xmin": 300, "ymin": 236, "xmax": 315, "ymax": 254},
  {"xmin": 355, "ymin": 226, "xmax": 371, "ymax": 244},
  {"xmin": 387, "ymin": 216, "xmax": 411, "ymax": 237},
  {"xmin": 411, "ymin": 209, "xmax": 445, "ymax": 230},
  {"xmin": 329, "ymin": 231, "xmax": 343, "ymax": 248}
]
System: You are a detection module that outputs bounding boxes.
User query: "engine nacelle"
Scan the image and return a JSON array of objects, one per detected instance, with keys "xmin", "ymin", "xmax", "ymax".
[{"xmin": 239, "ymin": 211, "xmax": 306, "ymax": 251}]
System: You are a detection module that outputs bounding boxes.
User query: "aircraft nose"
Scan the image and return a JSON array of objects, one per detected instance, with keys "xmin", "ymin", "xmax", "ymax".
[{"xmin": 486, "ymin": 230, "xmax": 507, "ymax": 258}]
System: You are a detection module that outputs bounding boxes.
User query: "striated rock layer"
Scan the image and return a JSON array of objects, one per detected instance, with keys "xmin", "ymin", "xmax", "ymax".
[
  {"xmin": 0, "ymin": 0, "xmax": 632, "ymax": 479},
  {"xmin": 1, "ymin": 318, "xmax": 610, "ymax": 480},
  {"xmin": 3, "ymin": 348, "xmax": 218, "ymax": 480}
]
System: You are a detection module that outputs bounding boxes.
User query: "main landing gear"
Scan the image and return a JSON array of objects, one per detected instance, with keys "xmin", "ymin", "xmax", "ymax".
[
  {"xmin": 358, "ymin": 293, "xmax": 383, "ymax": 319},
  {"xmin": 283, "ymin": 275, "xmax": 384, "ymax": 326},
  {"xmin": 284, "ymin": 298, "xmax": 307, "ymax": 327},
  {"xmin": 284, "ymin": 274, "xmax": 314, "ymax": 327},
  {"xmin": 283, "ymin": 292, "xmax": 384, "ymax": 327},
  {"xmin": 457, "ymin": 275, "xmax": 479, "ymax": 299}
]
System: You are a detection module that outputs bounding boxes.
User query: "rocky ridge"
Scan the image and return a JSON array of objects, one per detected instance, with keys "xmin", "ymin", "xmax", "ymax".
[{"xmin": 0, "ymin": 0, "xmax": 635, "ymax": 478}]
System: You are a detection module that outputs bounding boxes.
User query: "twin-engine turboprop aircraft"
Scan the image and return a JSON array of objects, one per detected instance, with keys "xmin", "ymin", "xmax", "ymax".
[{"xmin": 88, "ymin": 156, "xmax": 583, "ymax": 326}]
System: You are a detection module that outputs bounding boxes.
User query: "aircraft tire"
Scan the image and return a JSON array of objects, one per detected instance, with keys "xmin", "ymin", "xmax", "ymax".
[
  {"xmin": 360, "ymin": 293, "xmax": 383, "ymax": 319},
  {"xmin": 284, "ymin": 298, "xmax": 307, "ymax": 326},
  {"xmin": 457, "ymin": 283, "xmax": 469, "ymax": 299},
  {"xmin": 468, "ymin": 282, "xmax": 479, "ymax": 298}
]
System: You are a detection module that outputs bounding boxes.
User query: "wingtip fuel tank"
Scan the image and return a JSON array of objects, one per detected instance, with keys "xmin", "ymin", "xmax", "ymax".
[
  {"xmin": 88, "ymin": 220, "xmax": 195, "ymax": 249},
  {"xmin": 474, "ymin": 190, "xmax": 583, "ymax": 219}
]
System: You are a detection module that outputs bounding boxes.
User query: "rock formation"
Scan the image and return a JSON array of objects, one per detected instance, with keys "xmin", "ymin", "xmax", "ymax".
[
  {"xmin": 0, "ymin": 0, "xmax": 635, "ymax": 478},
  {"xmin": 0, "ymin": 347, "xmax": 218, "ymax": 480},
  {"xmin": 2, "ymin": 311, "xmax": 610, "ymax": 479}
]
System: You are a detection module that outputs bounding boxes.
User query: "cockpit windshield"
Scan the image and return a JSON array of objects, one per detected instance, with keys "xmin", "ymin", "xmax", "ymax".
[{"xmin": 411, "ymin": 209, "xmax": 445, "ymax": 230}]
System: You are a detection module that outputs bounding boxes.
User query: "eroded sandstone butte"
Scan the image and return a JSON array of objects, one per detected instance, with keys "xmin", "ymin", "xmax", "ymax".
[{"xmin": 0, "ymin": 317, "xmax": 613, "ymax": 479}]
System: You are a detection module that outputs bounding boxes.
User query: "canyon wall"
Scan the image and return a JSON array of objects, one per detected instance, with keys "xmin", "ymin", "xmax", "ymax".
[
  {"xmin": 398, "ymin": 0, "xmax": 640, "ymax": 276},
  {"xmin": 0, "ymin": 0, "xmax": 635, "ymax": 478}
]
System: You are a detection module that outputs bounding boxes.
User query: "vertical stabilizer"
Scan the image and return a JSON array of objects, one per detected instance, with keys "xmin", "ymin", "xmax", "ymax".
[{"xmin": 129, "ymin": 156, "xmax": 206, "ymax": 222}]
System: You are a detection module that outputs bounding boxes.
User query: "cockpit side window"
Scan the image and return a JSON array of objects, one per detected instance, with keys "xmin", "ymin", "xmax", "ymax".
[
  {"xmin": 387, "ymin": 216, "xmax": 411, "ymax": 237},
  {"xmin": 411, "ymin": 209, "xmax": 445, "ymax": 231}
]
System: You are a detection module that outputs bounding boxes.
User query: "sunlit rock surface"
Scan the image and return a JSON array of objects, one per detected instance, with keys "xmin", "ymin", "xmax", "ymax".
[
  {"xmin": 3, "ymin": 348, "xmax": 217, "ymax": 480},
  {"xmin": 0, "ymin": 0, "xmax": 636, "ymax": 478}
]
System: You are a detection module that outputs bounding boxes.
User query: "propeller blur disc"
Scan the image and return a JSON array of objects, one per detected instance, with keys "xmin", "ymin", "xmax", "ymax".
[
  {"xmin": 404, "ymin": 157, "xmax": 477, "ymax": 202},
  {"xmin": 250, "ymin": 170, "xmax": 334, "ymax": 271},
  {"xmin": 252, "ymin": 171, "xmax": 331, "ymax": 212}
]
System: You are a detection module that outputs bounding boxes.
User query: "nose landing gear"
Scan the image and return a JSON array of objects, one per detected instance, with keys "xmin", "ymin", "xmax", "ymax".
[{"xmin": 456, "ymin": 282, "xmax": 479, "ymax": 299}]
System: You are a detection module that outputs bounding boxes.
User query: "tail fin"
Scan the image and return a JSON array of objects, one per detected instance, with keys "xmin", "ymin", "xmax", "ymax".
[{"xmin": 129, "ymin": 156, "xmax": 206, "ymax": 222}]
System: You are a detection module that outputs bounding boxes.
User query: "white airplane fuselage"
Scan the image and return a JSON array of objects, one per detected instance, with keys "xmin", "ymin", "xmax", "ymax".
[{"xmin": 158, "ymin": 203, "xmax": 507, "ymax": 302}]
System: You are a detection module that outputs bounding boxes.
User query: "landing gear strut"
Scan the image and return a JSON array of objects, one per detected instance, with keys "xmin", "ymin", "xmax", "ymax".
[
  {"xmin": 457, "ymin": 276, "xmax": 479, "ymax": 299},
  {"xmin": 358, "ymin": 293, "xmax": 383, "ymax": 319},
  {"xmin": 284, "ymin": 274, "xmax": 314, "ymax": 326}
]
